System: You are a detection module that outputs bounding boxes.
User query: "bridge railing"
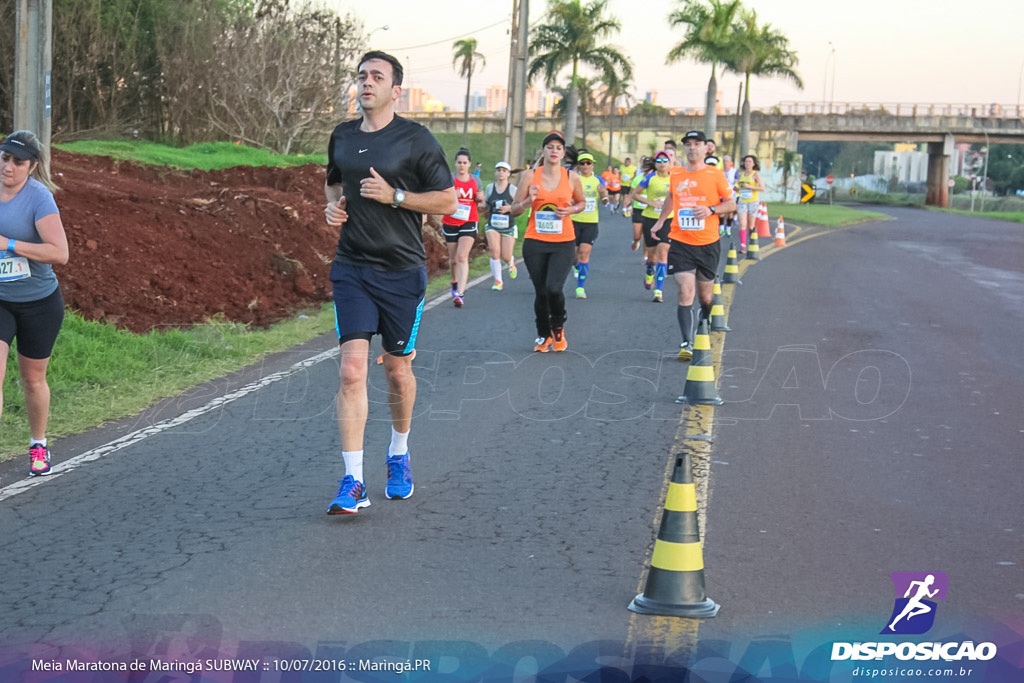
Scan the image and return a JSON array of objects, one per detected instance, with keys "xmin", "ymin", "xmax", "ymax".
[{"xmin": 776, "ymin": 102, "xmax": 1024, "ymax": 119}]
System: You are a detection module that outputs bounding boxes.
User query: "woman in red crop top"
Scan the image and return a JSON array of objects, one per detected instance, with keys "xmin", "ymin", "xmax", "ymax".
[{"xmin": 441, "ymin": 147, "xmax": 484, "ymax": 307}]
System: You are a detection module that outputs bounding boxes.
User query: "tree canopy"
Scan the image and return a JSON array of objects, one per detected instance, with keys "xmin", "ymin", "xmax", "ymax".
[{"xmin": 0, "ymin": 0, "xmax": 364, "ymax": 153}]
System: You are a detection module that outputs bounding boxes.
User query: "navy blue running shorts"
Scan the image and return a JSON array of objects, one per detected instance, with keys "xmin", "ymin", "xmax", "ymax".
[
  {"xmin": 330, "ymin": 262, "xmax": 426, "ymax": 355},
  {"xmin": 0, "ymin": 287, "xmax": 65, "ymax": 360}
]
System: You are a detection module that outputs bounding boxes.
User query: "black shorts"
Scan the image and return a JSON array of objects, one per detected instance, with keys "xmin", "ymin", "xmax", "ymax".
[
  {"xmin": 441, "ymin": 221, "xmax": 478, "ymax": 243},
  {"xmin": 641, "ymin": 215, "xmax": 671, "ymax": 248},
  {"xmin": 330, "ymin": 262, "xmax": 426, "ymax": 355},
  {"xmin": 572, "ymin": 221, "xmax": 599, "ymax": 246},
  {"xmin": 667, "ymin": 240, "xmax": 721, "ymax": 282},
  {"xmin": 0, "ymin": 287, "xmax": 65, "ymax": 360}
]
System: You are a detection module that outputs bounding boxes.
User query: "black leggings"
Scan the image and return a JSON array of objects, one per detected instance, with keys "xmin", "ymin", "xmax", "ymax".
[{"xmin": 522, "ymin": 238, "xmax": 575, "ymax": 338}]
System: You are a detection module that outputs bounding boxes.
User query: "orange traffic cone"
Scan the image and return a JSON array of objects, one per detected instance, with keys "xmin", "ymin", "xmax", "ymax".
[
  {"xmin": 628, "ymin": 452, "xmax": 720, "ymax": 618},
  {"xmin": 755, "ymin": 202, "xmax": 771, "ymax": 238},
  {"xmin": 774, "ymin": 216, "xmax": 787, "ymax": 247}
]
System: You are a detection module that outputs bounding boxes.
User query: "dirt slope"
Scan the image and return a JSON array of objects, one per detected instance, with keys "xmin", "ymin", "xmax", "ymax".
[{"xmin": 50, "ymin": 150, "xmax": 451, "ymax": 333}]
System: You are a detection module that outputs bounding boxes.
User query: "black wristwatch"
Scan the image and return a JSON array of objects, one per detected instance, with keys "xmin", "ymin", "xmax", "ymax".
[
  {"xmin": 709, "ymin": 205, "xmax": 717, "ymax": 215},
  {"xmin": 391, "ymin": 188, "xmax": 406, "ymax": 208}
]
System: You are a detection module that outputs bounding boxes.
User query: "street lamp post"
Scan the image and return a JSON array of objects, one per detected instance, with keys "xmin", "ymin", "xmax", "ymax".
[
  {"xmin": 980, "ymin": 126, "xmax": 990, "ymax": 212},
  {"xmin": 823, "ymin": 42, "xmax": 836, "ymax": 114},
  {"xmin": 1017, "ymin": 58, "xmax": 1024, "ymax": 118}
]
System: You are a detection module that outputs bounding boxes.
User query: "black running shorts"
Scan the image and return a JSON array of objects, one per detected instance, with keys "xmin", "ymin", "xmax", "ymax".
[
  {"xmin": 667, "ymin": 240, "xmax": 721, "ymax": 282},
  {"xmin": 0, "ymin": 287, "xmax": 65, "ymax": 360}
]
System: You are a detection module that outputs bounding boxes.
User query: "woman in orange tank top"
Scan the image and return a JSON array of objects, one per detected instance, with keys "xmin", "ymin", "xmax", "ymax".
[{"xmin": 510, "ymin": 131, "xmax": 585, "ymax": 352}]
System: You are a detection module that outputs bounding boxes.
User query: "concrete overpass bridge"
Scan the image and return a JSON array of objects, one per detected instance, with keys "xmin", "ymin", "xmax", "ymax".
[{"xmin": 406, "ymin": 102, "xmax": 1024, "ymax": 206}]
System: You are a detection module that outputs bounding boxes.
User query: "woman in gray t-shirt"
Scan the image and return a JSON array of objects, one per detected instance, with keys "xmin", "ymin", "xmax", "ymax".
[{"xmin": 0, "ymin": 130, "xmax": 70, "ymax": 477}]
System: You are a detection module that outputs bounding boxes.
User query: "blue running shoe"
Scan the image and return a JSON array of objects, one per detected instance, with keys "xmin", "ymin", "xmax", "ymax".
[
  {"xmin": 328, "ymin": 475, "xmax": 370, "ymax": 515},
  {"xmin": 385, "ymin": 453, "xmax": 414, "ymax": 499}
]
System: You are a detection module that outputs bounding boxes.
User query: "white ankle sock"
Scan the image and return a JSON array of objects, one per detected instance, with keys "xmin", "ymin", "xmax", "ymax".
[
  {"xmin": 389, "ymin": 428, "xmax": 410, "ymax": 457},
  {"xmin": 342, "ymin": 450, "xmax": 364, "ymax": 482}
]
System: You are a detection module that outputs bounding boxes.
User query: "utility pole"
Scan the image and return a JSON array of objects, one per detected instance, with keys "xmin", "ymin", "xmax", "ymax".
[
  {"xmin": 14, "ymin": 0, "xmax": 53, "ymax": 172},
  {"xmin": 504, "ymin": 0, "xmax": 528, "ymax": 169}
]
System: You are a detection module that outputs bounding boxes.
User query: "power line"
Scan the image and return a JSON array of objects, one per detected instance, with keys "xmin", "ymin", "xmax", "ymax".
[{"xmin": 381, "ymin": 19, "xmax": 509, "ymax": 52}]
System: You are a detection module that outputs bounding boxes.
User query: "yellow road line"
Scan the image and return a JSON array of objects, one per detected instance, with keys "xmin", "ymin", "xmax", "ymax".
[{"xmin": 624, "ymin": 224, "xmax": 809, "ymax": 659}]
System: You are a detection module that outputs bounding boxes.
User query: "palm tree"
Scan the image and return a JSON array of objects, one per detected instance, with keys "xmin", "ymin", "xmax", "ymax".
[
  {"xmin": 778, "ymin": 148, "xmax": 800, "ymax": 202},
  {"xmin": 452, "ymin": 38, "xmax": 485, "ymax": 148},
  {"xmin": 598, "ymin": 73, "xmax": 634, "ymax": 162},
  {"xmin": 529, "ymin": 0, "xmax": 632, "ymax": 146},
  {"xmin": 550, "ymin": 78, "xmax": 598, "ymax": 146},
  {"xmin": 726, "ymin": 10, "xmax": 802, "ymax": 157},
  {"xmin": 666, "ymin": 0, "xmax": 741, "ymax": 139}
]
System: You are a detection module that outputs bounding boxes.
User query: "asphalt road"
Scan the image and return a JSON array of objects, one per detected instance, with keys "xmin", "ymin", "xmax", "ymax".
[{"xmin": 1, "ymin": 205, "xmax": 1021, "ymax": 682}]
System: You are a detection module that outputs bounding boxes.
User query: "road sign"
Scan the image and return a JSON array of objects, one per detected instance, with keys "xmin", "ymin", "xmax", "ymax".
[
  {"xmin": 947, "ymin": 178, "xmax": 956, "ymax": 188},
  {"xmin": 826, "ymin": 174, "xmax": 835, "ymax": 185},
  {"xmin": 800, "ymin": 183, "xmax": 815, "ymax": 204}
]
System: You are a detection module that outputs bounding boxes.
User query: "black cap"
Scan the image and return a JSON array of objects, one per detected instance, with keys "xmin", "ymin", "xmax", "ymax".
[
  {"xmin": 682, "ymin": 130, "xmax": 707, "ymax": 143},
  {"xmin": 542, "ymin": 130, "xmax": 566, "ymax": 147},
  {"xmin": 0, "ymin": 132, "xmax": 39, "ymax": 161}
]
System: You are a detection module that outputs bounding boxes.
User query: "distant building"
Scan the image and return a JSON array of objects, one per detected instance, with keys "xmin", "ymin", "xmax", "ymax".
[
  {"xmin": 542, "ymin": 92, "xmax": 560, "ymax": 116},
  {"xmin": 469, "ymin": 92, "xmax": 487, "ymax": 113},
  {"xmin": 645, "ymin": 90, "xmax": 658, "ymax": 105},
  {"xmin": 874, "ymin": 150, "xmax": 928, "ymax": 184},
  {"xmin": 525, "ymin": 87, "xmax": 542, "ymax": 116},
  {"xmin": 486, "ymin": 85, "xmax": 509, "ymax": 113}
]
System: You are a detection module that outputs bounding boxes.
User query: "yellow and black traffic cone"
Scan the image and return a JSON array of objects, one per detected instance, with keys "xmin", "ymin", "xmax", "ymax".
[
  {"xmin": 628, "ymin": 452, "xmax": 720, "ymax": 618},
  {"xmin": 745, "ymin": 229, "xmax": 761, "ymax": 261},
  {"xmin": 675, "ymin": 319, "xmax": 723, "ymax": 406},
  {"xmin": 722, "ymin": 244, "xmax": 742, "ymax": 285},
  {"xmin": 690, "ymin": 316, "xmax": 713, "ymax": 367},
  {"xmin": 710, "ymin": 281, "xmax": 730, "ymax": 332}
]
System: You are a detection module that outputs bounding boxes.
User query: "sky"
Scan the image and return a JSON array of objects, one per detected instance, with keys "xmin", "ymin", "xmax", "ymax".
[{"xmin": 324, "ymin": 0, "xmax": 1023, "ymax": 113}]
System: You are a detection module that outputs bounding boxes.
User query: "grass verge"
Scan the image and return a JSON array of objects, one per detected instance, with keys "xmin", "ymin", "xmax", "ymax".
[
  {"xmin": 1, "ymin": 306, "xmax": 337, "ymax": 460},
  {"xmin": 56, "ymin": 140, "xmax": 324, "ymax": 171},
  {"xmin": 769, "ymin": 202, "xmax": 889, "ymax": 227}
]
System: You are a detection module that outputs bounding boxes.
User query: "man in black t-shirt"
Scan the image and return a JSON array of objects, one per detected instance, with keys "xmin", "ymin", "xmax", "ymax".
[{"xmin": 323, "ymin": 51, "xmax": 456, "ymax": 515}]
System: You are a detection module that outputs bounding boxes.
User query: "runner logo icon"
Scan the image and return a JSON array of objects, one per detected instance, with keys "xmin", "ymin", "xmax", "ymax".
[{"xmin": 880, "ymin": 571, "xmax": 949, "ymax": 635}]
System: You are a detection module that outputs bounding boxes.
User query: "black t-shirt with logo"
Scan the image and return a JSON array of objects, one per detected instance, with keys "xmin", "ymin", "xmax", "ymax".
[{"xmin": 326, "ymin": 115, "xmax": 452, "ymax": 270}]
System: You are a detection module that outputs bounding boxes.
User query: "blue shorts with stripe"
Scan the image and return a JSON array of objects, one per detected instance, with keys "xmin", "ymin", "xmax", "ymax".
[{"xmin": 330, "ymin": 261, "xmax": 426, "ymax": 356}]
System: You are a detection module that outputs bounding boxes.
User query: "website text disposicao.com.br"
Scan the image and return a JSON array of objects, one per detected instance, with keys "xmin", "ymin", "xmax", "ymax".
[{"xmin": 852, "ymin": 665, "xmax": 980, "ymax": 678}]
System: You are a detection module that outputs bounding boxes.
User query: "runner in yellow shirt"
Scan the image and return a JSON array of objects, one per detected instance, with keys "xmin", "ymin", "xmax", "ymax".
[
  {"xmin": 630, "ymin": 149, "xmax": 674, "ymax": 302},
  {"xmin": 620, "ymin": 158, "xmax": 638, "ymax": 218},
  {"xmin": 571, "ymin": 151, "xmax": 608, "ymax": 299}
]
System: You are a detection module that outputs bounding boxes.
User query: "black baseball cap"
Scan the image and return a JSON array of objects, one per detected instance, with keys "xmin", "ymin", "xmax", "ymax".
[
  {"xmin": 542, "ymin": 130, "xmax": 566, "ymax": 147},
  {"xmin": 0, "ymin": 132, "xmax": 39, "ymax": 161},
  {"xmin": 682, "ymin": 130, "xmax": 707, "ymax": 143}
]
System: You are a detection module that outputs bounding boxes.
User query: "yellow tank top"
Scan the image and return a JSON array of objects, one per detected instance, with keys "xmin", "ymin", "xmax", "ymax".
[{"xmin": 736, "ymin": 171, "xmax": 759, "ymax": 203}]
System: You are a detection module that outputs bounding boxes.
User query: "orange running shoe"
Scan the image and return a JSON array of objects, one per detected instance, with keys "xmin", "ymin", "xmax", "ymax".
[
  {"xmin": 533, "ymin": 336, "xmax": 553, "ymax": 353},
  {"xmin": 552, "ymin": 327, "xmax": 567, "ymax": 352}
]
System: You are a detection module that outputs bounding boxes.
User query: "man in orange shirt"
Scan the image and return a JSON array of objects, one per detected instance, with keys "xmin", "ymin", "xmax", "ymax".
[{"xmin": 651, "ymin": 130, "xmax": 736, "ymax": 360}]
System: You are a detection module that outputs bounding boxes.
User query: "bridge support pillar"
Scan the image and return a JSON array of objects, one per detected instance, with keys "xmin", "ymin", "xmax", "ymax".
[{"xmin": 925, "ymin": 134, "xmax": 954, "ymax": 207}]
